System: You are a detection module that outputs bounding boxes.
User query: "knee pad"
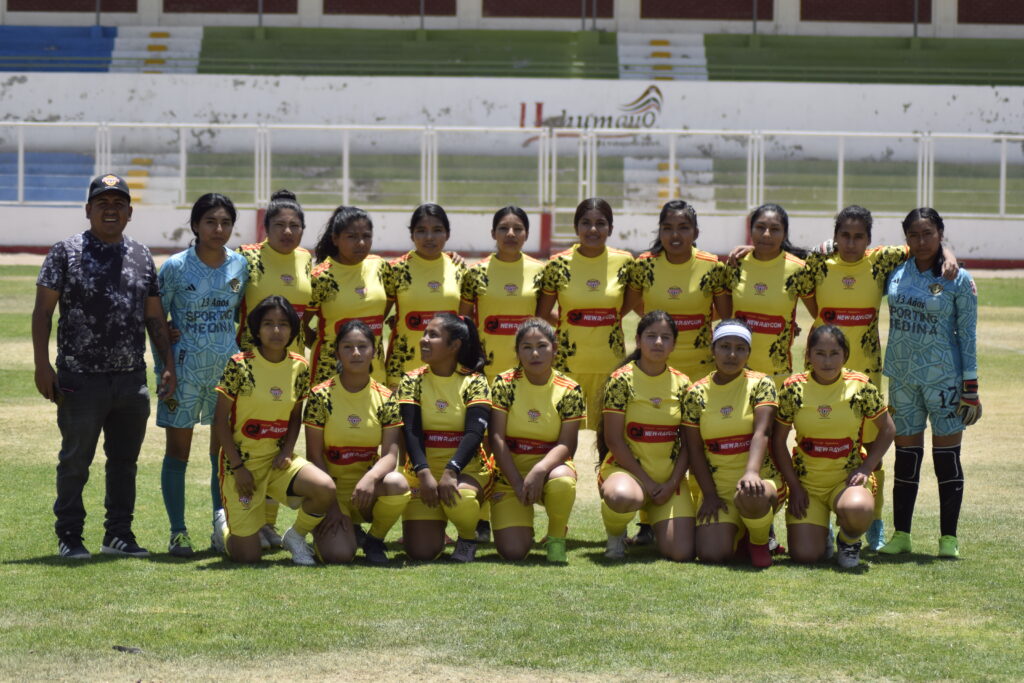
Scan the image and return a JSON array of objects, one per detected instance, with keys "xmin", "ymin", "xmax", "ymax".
[
  {"xmin": 932, "ymin": 445, "xmax": 963, "ymax": 485},
  {"xmin": 893, "ymin": 446, "xmax": 924, "ymax": 484}
]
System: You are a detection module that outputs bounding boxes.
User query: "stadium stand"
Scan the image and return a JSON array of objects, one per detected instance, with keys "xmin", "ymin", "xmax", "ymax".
[
  {"xmin": 0, "ymin": 25, "xmax": 115, "ymax": 72},
  {"xmin": 0, "ymin": 152, "xmax": 94, "ymax": 202}
]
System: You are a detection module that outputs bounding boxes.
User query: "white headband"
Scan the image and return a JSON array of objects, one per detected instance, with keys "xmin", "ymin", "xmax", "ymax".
[{"xmin": 712, "ymin": 323, "xmax": 752, "ymax": 346}]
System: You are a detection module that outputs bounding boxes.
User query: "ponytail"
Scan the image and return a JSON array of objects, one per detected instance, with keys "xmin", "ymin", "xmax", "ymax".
[
  {"xmin": 315, "ymin": 205, "xmax": 373, "ymax": 264},
  {"xmin": 750, "ymin": 203, "xmax": 807, "ymax": 259},
  {"xmin": 434, "ymin": 312, "xmax": 487, "ymax": 373}
]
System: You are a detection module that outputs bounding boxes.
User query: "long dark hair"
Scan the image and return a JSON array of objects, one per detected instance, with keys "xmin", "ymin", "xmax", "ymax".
[
  {"xmin": 315, "ymin": 205, "xmax": 373, "ymax": 264},
  {"xmin": 649, "ymin": 199, "xmax": 698, "ymax": 255},
  {"xmin": 834, "ymin": 205, "xmax": 873, "ymax": 241},
  {"xmin": 433, "ymin": 312, "xmax": 487, "ymax": 373},
  {"xmin": 492, "ymin": 205, "xmax": 530, "ymax": 233},
  {"xmin": 247, "ymin": 295, "xmax": 300, "ymax": 349},
  {"xmin": 902, "ymin": 207, "xmax": 945, "ymax": 277},
  {"xmin": 573, "ymin": 197, "xmax": 613, "ymax": 231},
  {"xmin": 189, "ymin": 193, "xmax": 236, "ymax": 247},
  {"xmin": 334, "ymin": 318, "xmax": 376, "ymax": 376},
  {"xmin": 806, "ymin": 324, "xmax": 850, "ymax": 363},
  {"xmin": 749, "ymin": 203, "xmax": 807, "ymax": 259},
  {"xmin": 409, "ymin": 203, "xmax": 450, "ymax": 236},
  {"xmin": 264, "ymin": 189, "xmax": 305, "ymax": 230}
]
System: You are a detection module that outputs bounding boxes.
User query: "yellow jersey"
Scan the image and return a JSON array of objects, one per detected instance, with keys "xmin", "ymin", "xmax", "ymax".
[
  {"xmin": 461, "ymin": 253, "xmax": 545, "ymax": 378},
  {"xmin": 216, "ymin": 350, "xmax": 310, "ymax": 463},
  {"xmin": 722, "ymin": 252, "xmax": 814, "ymax": 379},
  {"xmin": 681, "ymin": 370, "xmax": 778, "ymax": 484},
  {"xmin": 776, "ymin": 370, "xmax": 886, "ymax": 490},
  {"xmin": 490, "ymin": 368, "xmax": 586, "ymax": 479},
  {"xmin": 308, "ymin": 255, "xmax": 391, "ymax": 386},
  {"xmin": 236, "ymin": 241, "xmax": 313, "ymax": 354},
  {"xmin": 303, "ymin": 375, "xmax": 401, "ymax": 480},
  {"xmin": 396, "ymin": 365, "xmax": 491, "ymax": 479},
  {"xmin": 540, "ymin": 245, "xmax": 634, "ymax": 376},
  {"xmin": 601, "ymin": 361, "xmax": 690, "ymax": 482},
  {"xmin": 627, "ymin": 247, "xmax": 725, "ymax": 381},
  {"xmin": 385, "ymin": 251, "xmax": 465, "ymax": 383}
]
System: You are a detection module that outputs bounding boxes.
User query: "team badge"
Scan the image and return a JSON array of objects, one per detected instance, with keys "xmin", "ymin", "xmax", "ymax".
[
  {"xmin": 101, "ymin": 174, "xmax": 120, "ymax": 186},
  {"xmin": 270, "ymin": 386, "xmax": 283, "ymax": 401},
  {"xmin": 435, "ymin": 399, "xmax": 448, "ymax": 413},
  {"xmin": 842, "ymin": 276, "xmax": 856, "ymax": 289},
  {"xmin": 355, "ymin": 286, "xmax": 367, "ymax": 299},
  {"xmin": 586, "ymin": 279, "xmax": 601, "ymax": 291},
  {"xmin": 427, "ymin": 280, "xmax": 441, "ymax": 292},
  {"xmin": 929, "ymin": 283, "xmax": 944, "ymax": 295},
  {"xmin": 280, "ymin": 274, "xmax": 295, "ymax": 286},
  {"xmin": 754, "ymin": 282, "xmax": 768, "ymax": 296},
  {"xmin": 720, "ymin": 405, "xmax": 733, "ymax": 418},
  {"xmin": 527, "ymin": 409, "xmax": 541, "ymax": 422},
  {"xmin": 347, "ymin": 414, "xmax": 362, "ymax": 428},
  {"xmin": 229, "ymin": 278, "xmax": 241, "ymax": 293},
  {"xmin": 817, "ymin": 404, "xmax": 832, "ymax": 418},
  {"xmin": 667, "ymin": 286, "xmax": 682, "ymax": 300},
  {"xmin": 504, "ymin": 283, "xmax": 519, "ymax": 296},
  {"xmin": 650, "ymin": 397, "xmax": 662, "ymax": 409},
  {"xmin": 165, "ymin": 398, "xmax": 178, "ymax": 413}
]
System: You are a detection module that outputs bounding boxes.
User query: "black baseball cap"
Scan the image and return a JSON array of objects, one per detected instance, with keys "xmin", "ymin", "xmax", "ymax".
[{"xmin": 87, "ymin": 173, "xmax": 131, "ymax": 202}]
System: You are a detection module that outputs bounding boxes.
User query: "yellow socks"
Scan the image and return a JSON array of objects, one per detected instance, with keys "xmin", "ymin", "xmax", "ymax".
[
  {"xmin": 543, "ymin": 476, "xmax": 576, "ymax": 539},
  {"xmin": 638, "ymin": 508, "xmax": 650, "ymax": 526},
  {"xmin": 443, "ymin": 488, "xmax": 480, "ymax": 540},
  {"xmin": 601, "ymin": 500, "xmax": 635, "ymax": 537},
  {"xmin": 838, "ymin": 529, "xmax": 861, "ymax": 544},
  {"xmin": 369, "ymin": 492, "xmax": 411, "ymax": 539},
  {"xmin": 743, "ymin": 508, "xmax": 773, "ymax": 546},
  {"xmin": 265, "ymin": 498, "xmax": 280, "ymax": 526},
  {"xmin": 873, "ymin": 469, "xmax": 885, "ymax": 520},
  {"xmin": 293, "ymin": 507, "xmax": 325, "ymax": 536}
]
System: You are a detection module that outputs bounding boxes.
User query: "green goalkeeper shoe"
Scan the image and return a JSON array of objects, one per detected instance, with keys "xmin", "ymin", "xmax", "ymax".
[
  {"xmin": 938, "ymin": 535, "xmax": 960, "ymax": 558},
  {"xmin": 878, "ymin": 530, "xmax": 912, "ymax": 555}
]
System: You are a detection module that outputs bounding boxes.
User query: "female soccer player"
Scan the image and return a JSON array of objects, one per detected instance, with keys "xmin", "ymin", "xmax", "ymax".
[
  {"xmin": 879, "ymin": 208, "xmax": 979, "ymax": 558},
  {"xmin": 682, "ymin": 319, "xmax": 782, "ymax": 568},
  {"xmin": 537, "ymin": 198, "xmax": 634, "ymax": 429},
  {"xmin": 598, "ymin": 311, "xmax": 693, "ymax": 562},
  {"xmin": 489, "ymin": 318, "xmax": 585, "ymax": 563},
  {"xmin": 772, "ymin": 325, "xmax": 895, "ymax": 568},
  {"xmin": 721, "ymin": 203, "xmax": 815, "ymax": 388},
  {"xmin": 385, "ymin": 204, "xmax": 467, "ymax": 389},
  {"xmin": 214, "ymin": 296, "xmax": 336, "ymax": 566},
  {"xmin": 235, "ymin": 189, "xmax": 314, "ymax": 548},
  {"xmin": 304, "ymin": 320, "xmax": 410, "ymax": 564},
  {"xmin": 156, "ymin": 193, "xmax": 248, "ymax": 557},
  {"xmin": 306, "ymin": 205, "xmax": 392, "ymax": 387},
  {"xmin": 397, "ymin": 313, "xmax": 493, "ymax": 563}
]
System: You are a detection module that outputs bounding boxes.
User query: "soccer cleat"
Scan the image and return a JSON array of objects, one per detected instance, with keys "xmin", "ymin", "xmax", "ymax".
[
  {"xmin": 354, "ymin": 524, "xmax": 367, "ymax": 549},
  {"xmin": 627, "ymin": 523, "xmax": 654, "ymax": 547},
  {"xmin": 545, "ymin": 537, "xmax": 568, "ymax": 564},
  {"xmin": 823, "ymin": 525, "xmax": 835, "ymax": 560},
  {"xmin": 259, "ymin": 524, "xmax": 283, "ymax": 549},
  {"xmin": 768, "ymin": 526, "xmax": 787, "ymax": 556},
  {"xmin": 168, "ymin": 531, "xmax": 195, "ymax": 558},
  {"xmin": 475, "ymin": 520, "xmax": 492, "ymax": 544},
  {"xmin": 604, "ymin": 532, "xmax": 627, "ymax": 560},
  {"xmin": 879, "ymin": 530, "xmax": 913, "ymax": 555},
  {"xmin": 101, "ymin": 533, "xmax": 150, "ymax": 558},
  {"xmin": 362, "ymin": 534, "xmax": 389, "ymax": 565},
  {"xmin": 938, "ymin": 535, "xmax": 960, "ymax": 558},
  {"xmin": 836, "ymin": 538, "xmax": 863, "ymax": 568},
  {"xmin": 57, "ymin": 536, "xmax": 91, "ymax": 560},
  {"xmin": 451, "ymin": 538, "xmax": 479, "ymax": 563},
  {"xmin": 866, "ymin": 519, "xmax": 886, "ymax": 551},
  {"xmin": 748, "ymin": 542, "xmax": 772, "ymax": 568},
  {"xmin": 281, "ymin": 528, "xmax": 316, "ymax": 566}
]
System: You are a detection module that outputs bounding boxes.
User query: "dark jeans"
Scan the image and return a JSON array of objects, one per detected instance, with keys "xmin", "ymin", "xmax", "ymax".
[{"xmin": 54, "ymin": 369, "xmax": 150, "ymax": 540}]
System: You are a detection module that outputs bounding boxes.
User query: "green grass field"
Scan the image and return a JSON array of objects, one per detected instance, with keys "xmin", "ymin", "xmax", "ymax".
[{"xmin": 1, "ymin": 264, "xmax": 1022, "ymax": 679}]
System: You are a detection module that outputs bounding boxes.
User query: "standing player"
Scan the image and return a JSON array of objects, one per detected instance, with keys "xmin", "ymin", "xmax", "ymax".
[
  {"xmin": 489, "ymin": 318, "xmax": 585, "ymax": 563},
  {"xmin": 33, "ymin": 173, "xmax": 175, "ymax": 559},
  {"xmin": 772, "ymin": 326, "xmax": 895, "ymax": 568},
  {"xmin": 681, "ymin": 320, "xmax": 782, "ymax": 568},
  {"xmin": 156, "ymin": 193, "xmax": 248, "ymax": 557},
  {"xmin": 397, "ymin": 314, "xmax": 493, "ymax": 563},
  {"xmin": 537, "ymin": 198, "xmax": 634, "ymax": 429},
  {"xmin": 214, "ymin": 296, "xmax": 336, "ymax": 565},
  {"xmin": 304, "ymin": 320, "xmax": 410, "ymax": 564},
  {"xmin": 306, "ymin": 206, "xmax": 392, "ymax": 387},
  {"xmin": 598, "ymin": 311, "xmax": 694, "ymax": 562},
  {"xmin": 879, "ymin": 208, "xmax": 979, "ymax": 558},
  {"xmin": 385, "ymin": 204, "xmax": 466, "ymax": 389}
]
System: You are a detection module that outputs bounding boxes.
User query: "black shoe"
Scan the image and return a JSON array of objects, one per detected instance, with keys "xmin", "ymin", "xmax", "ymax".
[
  {"xmin": 354, "ymin": 524, "xmax": 367, "ymax": 549},
  {"xmin": 475, "ymin": 520, "xmax": 491, "ymax": 543},
  {"xmin": 101, "ymin": 533, "xmax": 150, "ymax": 558},
  {"xmin": 362, "ymin": 534, "xmax": 390, "ymax": 565},
  {"xmin": 627, "ymin": 523, "xmax": 654, "ymax": 547},
  {"xmin": 57, "ymin": 536, "xmax": 91, "ymax": 560}
]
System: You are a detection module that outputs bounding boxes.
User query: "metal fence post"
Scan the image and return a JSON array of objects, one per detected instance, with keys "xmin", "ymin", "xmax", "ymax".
[{"xmin": 16, "ymin": 125, "xmax": 24, "ymax": 204}]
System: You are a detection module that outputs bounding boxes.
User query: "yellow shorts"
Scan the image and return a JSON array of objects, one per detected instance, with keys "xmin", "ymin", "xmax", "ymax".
[
  {"xmin": 328, "ymin": 469, "xmax": 371, "ymax": 524},
  {"xmin": 567, "ymin": 372, "xmax": 604, "ymax": 431},
  {"xmin": 489, "ymin": 462, "xmax": 577, "ymax": 531},
  {"xmin": 401, "ymin": 464, "xmax": 493, "ymax": 522},
  {"xmin": 694, "ymin": 473, "xmax": 782, "ymax": 529},
  {"xmin": 598, "ymin": 463, "xmax": 695, "ymax": 524},
  {"xmin": 221, "ymin": 454, "xmax": 309, "ymax": 537},
  {"xmin": 785, "ymin": 474, "xmax": 877, "ymax": 528}
]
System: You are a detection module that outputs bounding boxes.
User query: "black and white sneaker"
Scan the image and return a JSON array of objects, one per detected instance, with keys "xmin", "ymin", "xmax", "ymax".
[
  {"xmin": 58, "ymin": 536, "xmax": 91, "ymax": 560},
  {"xmin": 101, "ymin": 533, "xmax": 150, "ymax": 558},
  {"xmin": 836, "ymin": 538, "xmax": 862, "ymax": 569}
]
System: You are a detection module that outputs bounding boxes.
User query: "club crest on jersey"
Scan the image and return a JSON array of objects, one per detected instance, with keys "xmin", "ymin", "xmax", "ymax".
[
  {"xmin": 667, "ymin": 286, "xmax": 682, "ymax": 300},
  {"xmin": 720, "ymin": 405, "xmax": 733, "ymax": 418},
  {"xmin": 754, "ymin": 283, "xmax": 768, "ymax": 296},
  {"xmin": 435, "ymin": 399, "xmax": 449, "ymax": 413},
  {"xmin": 929, "ymin": 283, "xmax": 944, "ymax": 295},
  {"xmin": 280, "ymin": 274, "xmax": 294, "ymax": 286},
  {"xmin": 650, "ymin": 397, "xmax": 662, "ymax": 409},
  {"xmin": 817, "ymin": 404, "xmax": 832, "ymax": 418},
  {"xmin": 229, "ymin": 278, "xmax": 241, "ymax": 293},
  {"xmin": 355, "ymin": 286, "xmax": 366, "ymax": 299},
  {"xmin": 270, "ymin": 386, "xmax": 283, "ymax": 401},
  {"xmin": 586, "ymin": 278, "xmax": 601, "ymax": 291},
  {"xmin": 504, "ymin": 283, "xmax": 519, "ymax": 296},
  {"xmin": 842, "ymin": 276, "xmax": 856, "ymax": 289},
  {"xmin": 347, "ymin": 414, "xmax": 362, "ymax": 428},
  {"xmin": 427, "ymin": 280, "xmax": 441, "ymax": 292},
  {"xmin": 527, "ymin": 409, "xmax": 541, "ymax": 422}
]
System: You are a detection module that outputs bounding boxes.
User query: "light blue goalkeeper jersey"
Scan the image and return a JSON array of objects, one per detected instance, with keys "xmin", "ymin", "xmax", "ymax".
[
  {"xmin": 884, "ymin": 259, "xmax": 978, "ymax": 384},
  {"xmin": 156, "ymin": 246, "xmax": 248, "ymax": 386}
]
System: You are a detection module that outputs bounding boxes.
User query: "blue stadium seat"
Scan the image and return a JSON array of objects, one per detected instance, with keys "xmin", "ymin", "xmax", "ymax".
[
  {"xmin": 0, "ymin": 151, "xmax": 93, "ymax": 202},
  {"xmin": 0, "ymin": 26, "xmax": 116, "ymax": 72}
]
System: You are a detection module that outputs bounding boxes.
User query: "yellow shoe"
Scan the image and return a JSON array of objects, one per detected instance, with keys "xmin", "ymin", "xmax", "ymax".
[{"xmin": 878, "ymin": 530, "xmax": 912, "ymax": 555}]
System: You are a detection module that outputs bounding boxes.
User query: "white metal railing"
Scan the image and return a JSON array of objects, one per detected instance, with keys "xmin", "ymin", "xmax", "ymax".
[{"xmin": 0, "ymin": 121, "xmax": 1021, "ymax": 220}]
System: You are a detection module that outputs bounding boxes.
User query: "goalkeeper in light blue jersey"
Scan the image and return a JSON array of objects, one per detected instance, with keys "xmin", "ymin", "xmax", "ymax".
[
  {"xmin": 880, "ymin": 208, "xmax": 979, "ymax": 560},
  {"xmin": 155, "ymin": 193, "xmax": 248, "ymax": 558}
]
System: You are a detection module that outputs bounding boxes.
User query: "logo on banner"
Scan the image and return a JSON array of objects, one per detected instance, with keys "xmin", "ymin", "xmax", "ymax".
[{"xmin": 519, "ymin": 85, "xmax": 663, "ymax": 130}]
